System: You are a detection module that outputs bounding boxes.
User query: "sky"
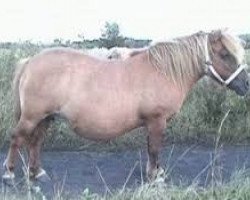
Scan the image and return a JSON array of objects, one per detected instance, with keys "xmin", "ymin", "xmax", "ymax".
[{"xmin": 0, "ymin": 0, "xmax": 249, "ymax": 42}]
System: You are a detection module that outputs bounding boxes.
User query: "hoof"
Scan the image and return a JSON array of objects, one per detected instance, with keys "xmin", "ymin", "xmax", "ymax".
[
  {"xmin": 29, "ymin": 168, "xmax": 50, "ymax": 182},
  {"xmin": 2, "ymin": 171, "xmax": 15, "ymax": 180},
  {"xmin": 153, "ymin": 167, "xmax": 165, "ymax": 183},
  {"xmin": 2, "ymin": 171, "xmax": 15, "ymax": 187},
  {"xmin": 2, "ymin": 160, "xmax": 15, "ymax": 184},
  {"xmin": 147, "ymin": 166, "xmax": 165, "ymax": 182}
]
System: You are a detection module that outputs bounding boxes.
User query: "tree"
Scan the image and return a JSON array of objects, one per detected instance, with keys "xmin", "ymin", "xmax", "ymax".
[
  {"xmin": 53, "ymin": 38, "xmax": 63, "ymax": 45},
  {"xmin": 100, "ymin": 22, "xmax": 125, "ymax": 48},
  {"xmin": 101, "ymin": 22, "xmax": 120, "ymax": 40}
]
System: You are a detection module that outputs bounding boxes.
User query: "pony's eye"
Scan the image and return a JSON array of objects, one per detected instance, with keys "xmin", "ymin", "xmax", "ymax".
[
  {"xmin": 222, "ymin": 54, "xmax": 229, "ymax": 58},
  {"xmin": 220, "ymin": 51, "xmax": 230, "ymax": 59},
  {"xmin": 220, "ymin": 49, "xmax": 229, "ymax": 58}
]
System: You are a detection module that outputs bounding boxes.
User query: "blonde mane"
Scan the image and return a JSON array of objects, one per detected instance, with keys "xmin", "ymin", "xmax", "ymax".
[
  {"xmin": 148, "ymin": 32, "xmax": 208, "ymax": 87},
  {"xmin": 147, "ymin": 30, "xmax": 245, "ymax": 88}
]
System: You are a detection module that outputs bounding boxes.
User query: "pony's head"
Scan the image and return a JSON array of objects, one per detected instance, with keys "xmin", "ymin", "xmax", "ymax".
[{"xmin": 206, "ymin": 29, "xmax": 249, "ymax": 96}]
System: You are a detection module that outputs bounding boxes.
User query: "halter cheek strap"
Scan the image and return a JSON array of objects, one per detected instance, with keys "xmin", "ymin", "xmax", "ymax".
[
  {"xmin": 204, "ymin": 35, "xmax": 247, "ymax": 86},
  {"xmin": 206, "ymin": 63, "xmax": 247, "ymax": 86}
]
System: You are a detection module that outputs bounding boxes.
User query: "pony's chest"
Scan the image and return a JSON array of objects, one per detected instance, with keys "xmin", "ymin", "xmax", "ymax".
[{"xmin": 140, "ymin": 87, "xmax": 184, "ymax": 120}]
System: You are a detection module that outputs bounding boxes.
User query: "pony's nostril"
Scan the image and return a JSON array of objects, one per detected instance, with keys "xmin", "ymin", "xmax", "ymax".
[{"xmin": 246, "ymin": 80, "xmax": 249, "ymax": 88}]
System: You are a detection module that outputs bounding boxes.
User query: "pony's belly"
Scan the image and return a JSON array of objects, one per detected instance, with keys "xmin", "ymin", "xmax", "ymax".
[
  {"xmin": 73, "ymin": 117, "xmax": 141, "ymax": 140},
  {"xmin": 63, "ymin": 92, "xmax": 142, "ymax": 140},
  {"xmin": 74, "ymin": 128, "xmax": 124, "ymax": 140}
]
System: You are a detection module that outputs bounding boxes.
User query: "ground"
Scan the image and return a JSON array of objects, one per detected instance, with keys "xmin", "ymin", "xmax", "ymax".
[{"xmin": 1, "ymin": 144, "xmax": 250, "ymax": 198}]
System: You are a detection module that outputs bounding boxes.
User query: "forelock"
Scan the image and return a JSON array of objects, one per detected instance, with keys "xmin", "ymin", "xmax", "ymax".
[{"xmin": 221, "ymin": 31, "xmax": 245, "ymax": 64}]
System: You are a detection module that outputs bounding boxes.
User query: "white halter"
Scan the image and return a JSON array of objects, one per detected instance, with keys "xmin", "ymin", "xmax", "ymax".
[{"xmin": 204, "ymin": 35, "xmax": 247, "ymax": 86}]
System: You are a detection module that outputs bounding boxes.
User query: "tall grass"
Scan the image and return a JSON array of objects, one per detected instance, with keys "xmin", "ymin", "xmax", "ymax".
[
  {"xmin": 0, "ymin": 49, "xmax": 17, "ymax": 147},
  {"xmin": 2, "ymin": 175, "xmax": 250, "ymax": 200},
  {"xmin": 2, "ymin": 173, "xmax": 250, "ymax": 200},
  {"xmin": 169, "ymin": 81, "xmax": 250, "ymax": 144}
]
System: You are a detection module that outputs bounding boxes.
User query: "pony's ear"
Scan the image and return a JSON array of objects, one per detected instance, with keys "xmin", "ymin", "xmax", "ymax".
[{"xmin": 210, "ymin": 30, "xmax": 222, "ymax": 43}]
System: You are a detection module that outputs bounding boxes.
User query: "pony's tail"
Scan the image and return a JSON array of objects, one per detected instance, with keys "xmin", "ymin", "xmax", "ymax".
[{"xmin": 13, "ymin": 58, "xmax": 30, "ymax": 122}]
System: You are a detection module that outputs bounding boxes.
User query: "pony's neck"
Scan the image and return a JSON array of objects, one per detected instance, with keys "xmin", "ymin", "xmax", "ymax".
[
  {"xmin": 181, "ymin": 70, "xmax": 205, "ymax": 94},
  {"xmin": 181, "ymin": 45, "xmax": 208, "ymax": 94},
  {"xmin": 148, "ymin": 33, "xmax": 209, "ymax": 93},
  {"xmin": 148, "ymin": 32, "xmax": 210, "ymax": 93}
]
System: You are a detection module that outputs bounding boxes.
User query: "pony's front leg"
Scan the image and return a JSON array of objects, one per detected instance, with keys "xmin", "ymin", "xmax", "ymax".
[{"xmin": 146, "ymin": 116, "xmax": 166, "ymax": 181}]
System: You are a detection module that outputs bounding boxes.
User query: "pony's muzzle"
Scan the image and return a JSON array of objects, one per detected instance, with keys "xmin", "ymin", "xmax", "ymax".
[{"xmin": 245, "ymin": 79, "xmax": 249, "ymax": 88}]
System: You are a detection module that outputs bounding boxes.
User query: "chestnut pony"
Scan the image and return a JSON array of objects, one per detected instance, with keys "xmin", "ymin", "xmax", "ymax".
[{"xmin": 3, "ymin": 29, "xmax": 249, "ymax": 181}]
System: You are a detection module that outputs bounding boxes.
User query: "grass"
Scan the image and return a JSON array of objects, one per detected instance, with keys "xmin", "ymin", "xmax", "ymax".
[
  {"xmin": 2, "ymin": 177, "xmax": 250, "ymax": 200},
  {"xmin": 95, "ymin": 173, "xmax": 250, "ymax": 200},
  {"xmin": 0, "ymin": 49, "xmax": 17, "ymax": 148}
]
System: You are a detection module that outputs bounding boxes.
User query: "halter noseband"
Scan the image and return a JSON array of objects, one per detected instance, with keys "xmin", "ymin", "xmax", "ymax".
[
  {"xmin": 204, "ymin": 35, "xmax": 246, "ymax": 86},
  {"xmin": 205, "ymin": 62, "xmax": 247, "ymax": 86}
]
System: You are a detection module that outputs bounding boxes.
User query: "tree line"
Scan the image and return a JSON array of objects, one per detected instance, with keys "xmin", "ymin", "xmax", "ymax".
[
  {"xmin": 0, "ymin": 22, "xmax": 151, "ymax": 50},
  {"xmin": 0, "ymin": 22, "xmax": 249, "ymax": 50}
]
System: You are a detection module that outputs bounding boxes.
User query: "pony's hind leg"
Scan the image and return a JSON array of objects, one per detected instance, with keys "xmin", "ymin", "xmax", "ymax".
[
  {"xmin": 3, "ymin": 118, "xmax": 38, "ymax": 180},
  {"xmin": 146, "ymin": 116, "xmax": 166, "ymax": 181},
  {"xmin": 28, "ymin": 119, "xmax": 50, "ymax": 180}
]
